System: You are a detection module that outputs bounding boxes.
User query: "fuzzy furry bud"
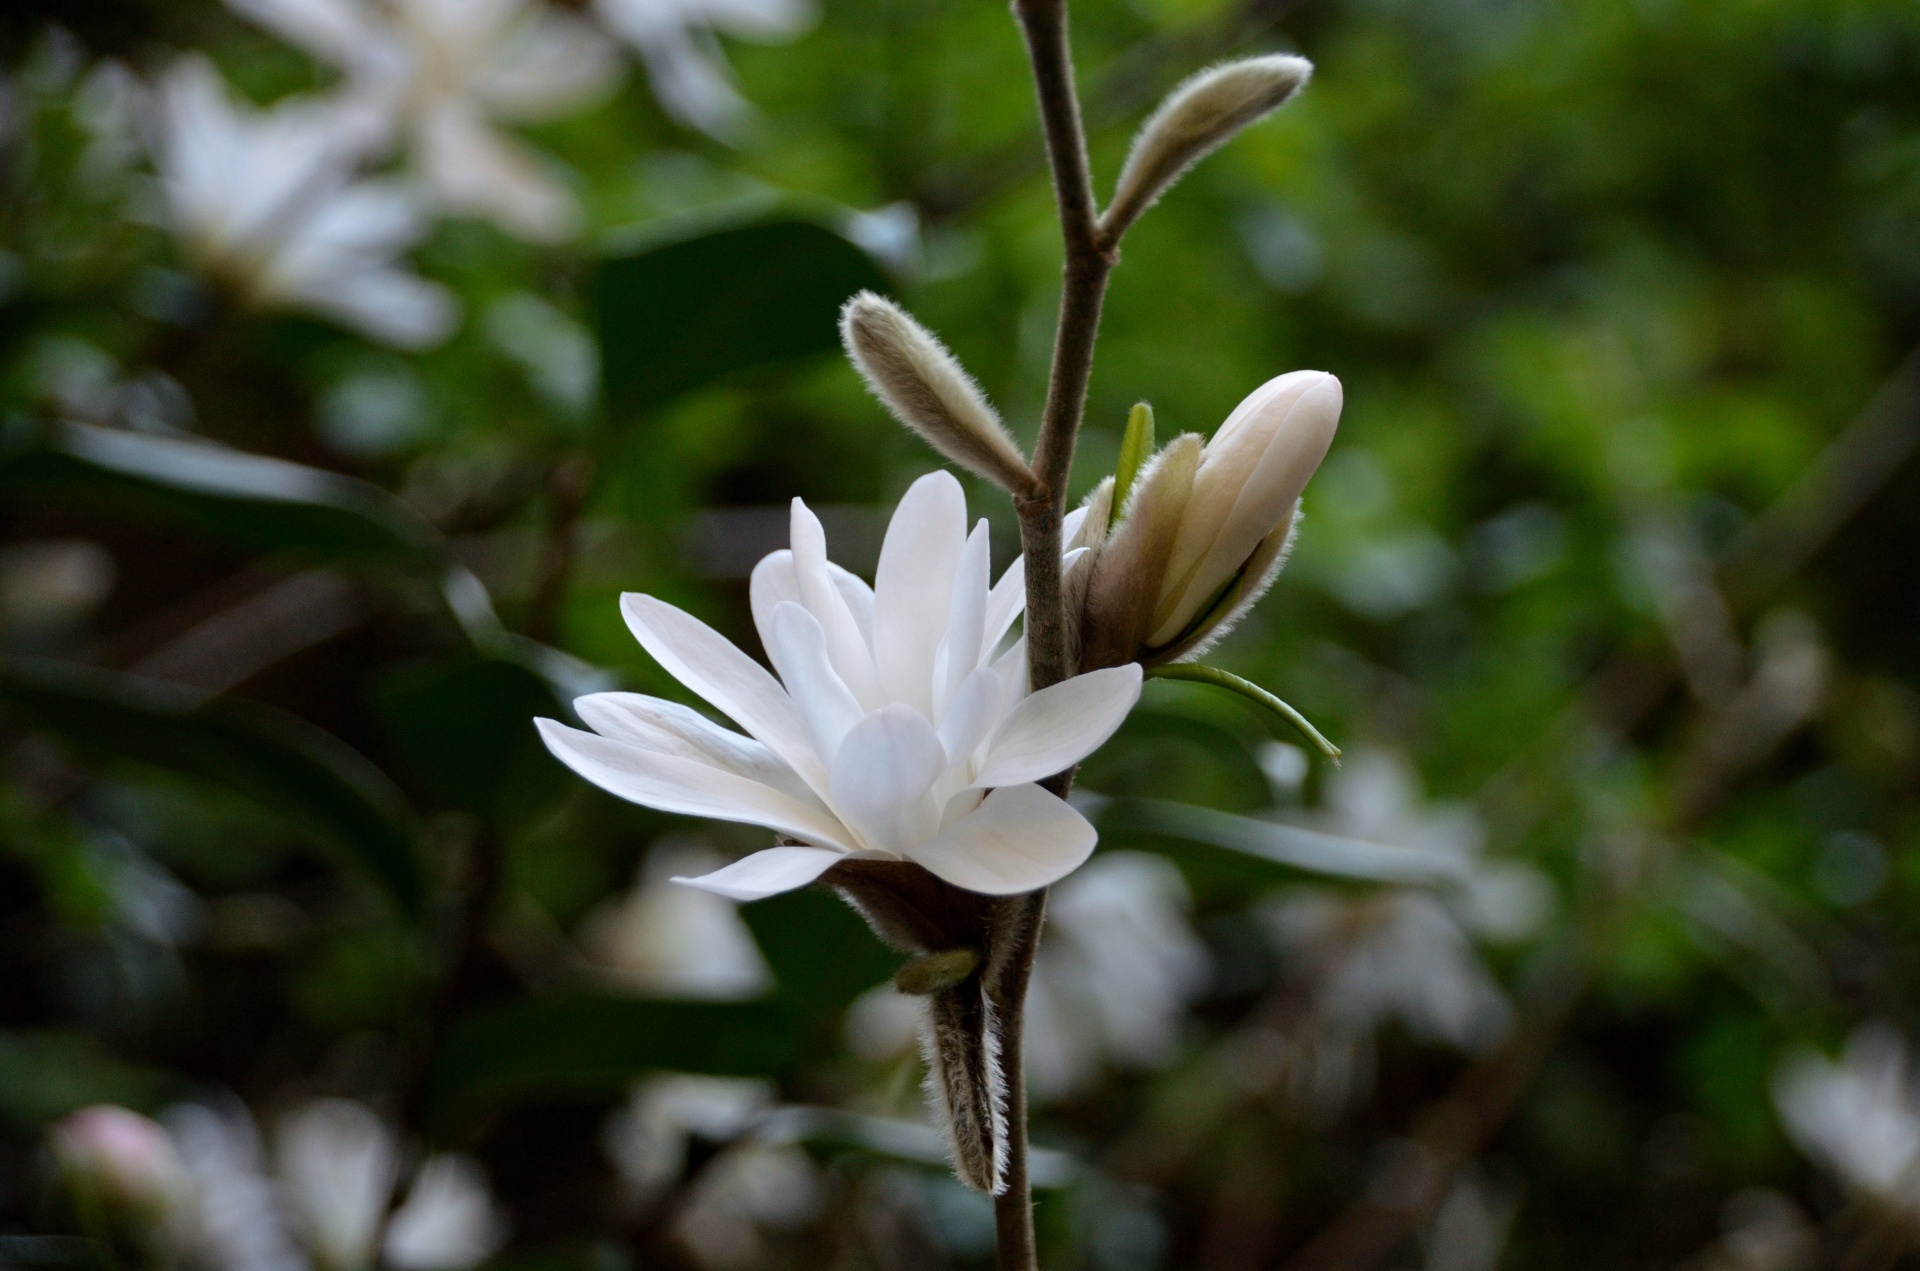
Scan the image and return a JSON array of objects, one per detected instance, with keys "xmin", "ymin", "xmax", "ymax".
[
  {"xmin": 1100, "ymin": 55, "xmax": 1312, "ymax": 243},
  {"xmin": 841, "ymin": 293, "xmax": 1040, "ymax": 497}
]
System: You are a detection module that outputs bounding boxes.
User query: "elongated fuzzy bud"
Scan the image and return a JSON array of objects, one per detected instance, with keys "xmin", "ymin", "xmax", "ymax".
[
  {"xmin": 841, "ymin": 293, "xmax": 1040, "ymax": 497},
  {"xmin": 1100, "ymin": 55, "xmax": 1312, "ymax": 243}
]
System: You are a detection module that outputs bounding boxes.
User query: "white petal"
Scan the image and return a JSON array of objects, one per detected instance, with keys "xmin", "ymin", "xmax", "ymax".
[
  {"xmin": 829, "ymin": 704, "xmax": 945, "ymax": 854},
  {"xmin": 831, "ymin": 564, "xmax": 875, "ymax": 642},
  {"xmin": 765, "ymin": 602, "xmax": 866, "ymax": 763},
  {"xmin": 938, "ymin": 519, "xmax": 992, "ymax": 713},
  {"xmin": 1061, "ymin": 503, "xmax": 1090, "ymax": 546},
  {"xmin": 976, "ymin": 664, "xmax": 1143, "ymax": 788},
  {"xmin": 984, "ymin": 554, "xmax": 1025, "ymax": 655},
  {"xmin": 907, "ymin": 784, "xmax": 1097, "ymax": 895},
  {"xmin": 790, "ymin": 499, "xmax": 883, "ymax": 708},
  {"xmin": 749, "ymin": 549, "xmax": 801, "ymax": 641},
  {"xmin": 938, "ymin": 668, "xmax": 1003, "ymax": 771},
  {"xmin": 872, "ymin": 471, "xmax": 966, "ymax": 714},
  {"xmin": 417, "ymin": 100, "xmax": 580, "ymax": 243},
  {"xmin": 622, "ymin": 593, "xmax": 829, "ymax": 794},
  {"xmin": 537, "ymin": 719, "xmax": 854, "ymax": 850},
  {"xmin": 673, "ymin": 846, "xmax": 846, "ymax": 901},
  {"xmin": 573, "ymin": 692, "xmax": 823, "ymax": 810}
]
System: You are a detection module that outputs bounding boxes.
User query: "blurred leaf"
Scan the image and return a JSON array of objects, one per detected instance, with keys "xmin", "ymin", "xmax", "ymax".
[
  {"xmin": 426, "ymin": 995, "xmax": 801, "ymax": 1134},
  {"xmin": 597, "ymin": 217, "xmax": 890, "ymax": 421},
  {"xmin": 374, "ymin": 656, "xmax": 570, "ymax": 826},
  {"xmin": 0, "ymin": 1029, "xmax": 180, "ymax": 1128},
  {"xmin": 0, "ymin": 659, "xmax": 425, "ymax": 913},
  {"xmin": 0, "ymin": 422, "xmax": 440, "ymax": 564},
  {"xmin": 0, "ymin": 1238, "xmax": 117, "ymax": 1271},
  {"xmin": 741, "ymin": 886, "xmax": 899, "ymax": 1019},
  {"xmin": 1100, "ymin": 798, "xmax": 1462, "ymax": 890}
]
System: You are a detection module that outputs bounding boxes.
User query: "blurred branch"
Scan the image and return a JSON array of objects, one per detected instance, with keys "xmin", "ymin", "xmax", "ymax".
[
  {"xmin": 917, "ymin": 0, "xmax": 1307, "ymax": 221},
  {"xmin": 523, "ymin": 452, "xmax": 595, "ymax": 647},
  {"xmin": 1279, "ymin": 344, "xmax": 1920, "ymax": 1271},
  {"xmin": 126, "ymin": 569, "xmax": 365, "ymax": 699}
]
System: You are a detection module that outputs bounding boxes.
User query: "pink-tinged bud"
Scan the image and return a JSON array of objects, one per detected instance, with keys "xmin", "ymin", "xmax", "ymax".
[
  {"xmin": 1147, "ymin": 370, "xmax": 1341, "ymax": 647},
  {"xmin": 51, "ymin": 1105, "xmax": 191, "ymax": 1222}
]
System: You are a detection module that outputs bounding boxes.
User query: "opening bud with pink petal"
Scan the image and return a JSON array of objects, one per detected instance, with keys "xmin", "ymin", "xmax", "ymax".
[
  {"xmin": 51, "ymin": 1105, "xmax": 193, "ymax": 1227},
  {"xmin": 1080, "ymin": 370, "xmax": 1341, "ymax": 669}
]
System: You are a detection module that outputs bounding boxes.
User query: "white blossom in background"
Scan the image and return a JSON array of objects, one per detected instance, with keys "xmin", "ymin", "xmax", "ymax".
[
  {"xmin": 603, "ymin": 1074, "xmax": 776, "ymax": 1208},
  {"xmin": 539, "ymin": 472, "xmax": 1141, "ymax": 900},
  {"xmin": 226, "ymin": 0, "xmax": 620, "ymax": 242},
  {"xmin": 149, "ymin": 56, "xmax": 457, "ymax": 347},
  {"xmin": 672, "ymin": 1141, "xmax": 821, "ymax": 1270},
  {"xmin": 593, "ymin": 0, "xmax": 813, "ymax": 141},
  {"xmin": 577, "ymin": 839, "xmax": 774, "ymax": 998},
  {"xmin": 1773, "ymin": 1022, "xmax": 1920, "ymax": 1216},
  {"xmin": 1025, "ymin": 852, "xmax": 1210, "ymax": 1102},
  {"xmin": 162, "ymin": 1098, "xmax": 506, "ymax": 1271},
  {"xmin": 164, "ymin": 1102, "xmax": 307, "ymax": 1271},
  {"xmin": 382, "ymin": 1156, "xmax": 511, "ymax": 1271}
]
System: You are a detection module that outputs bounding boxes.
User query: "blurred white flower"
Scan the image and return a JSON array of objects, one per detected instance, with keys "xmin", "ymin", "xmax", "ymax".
[
  {"xmin": 1774, "ymin": 1022, "xmax": 1920, "ymax": 1215},
  {"xmin": 1687, "ymin": 1189, "xmax": 1816, "ymax": 1271},
  {"xmin": 1025, "ymin": 852, "xmax": 1210, "ymax": 1102},
  {"xmin": 164, "ymin": 1102, "xmax": 307, "ymax": 1271},
  {"xmin": 227, "ymin": 0, "xmax": 620, "ymax": 241},
  {"xmin": 275, "ymin": 1100, "xmax": 399, "ymax": 1271},
  {"xmin": 593, "ymin": 0, "xmax": 813, "ymax": 141},
  {"xmin": 1268, "ymin": 888, "xmax": 1511, "ymax": 1056},
  {"xmin": 539, "ymin": 473, "xmax": 1139, "ymax": 900},
  {"xmin": 672, "ymin": 1142, "xmax": 821, "ymax": 1270},
  {"xmin": 382, "ymin": 1156, "xmax": 510, "ymax": 1271},
  {"xmin": 577, "ymin": 840, "xmax": 774, "ymax": 999},
  {"xmin": 149, "ymin": 56, "xmax": 457, "ymax": 347},
  {"xmin": 603, "ymin": 1074, "xmax": 776, "ymax": 1207}
]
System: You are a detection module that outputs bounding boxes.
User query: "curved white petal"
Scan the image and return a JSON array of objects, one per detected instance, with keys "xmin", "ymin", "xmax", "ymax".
[
  {"xmin": 873, "ymin": 471, "xmax": 966, "ymax": 714},
  {"xmin": 749, "ymin": 549, "xmax": 801, "ymax": 644},
  {"xmin": 573, "ymin": 692, "xmax": 824, "ymax": 810},
  {"xmin": 765, "ymin": 602, "xmax": 864, "ymax": 763},
  {"xmin": 938, "ymin": 520, "xmax": 992, "ymax": 713},
  {"xmin": 621, "ymin": 593, "xmax": 829, "ymax": 794},
  {"xmin": 790, "ymin": 499, "xmax": 883, "ymax": 708},
  {"xmin": 672, "ymin": 845, "xmax": 846, "ymax": 901},
  {"xmin": 907, "ymin": 784, "xmax": 1097, "ymax": 895},
  {"xmin": 938, "ymin": 668, "xmax": 1003, "ymax": 770},
  {"xmin": 829, "ymin": 704, "xmax": 945, "ymax": 854},
  {"xmin": 976, "ymin": 664, "xmax": 1143, "ymax": 788},
  {"xmin": 537, "ymin": 719, "xmax": 854, "ymax": 850},
  {"xmin": 984, "ymin": 554, "xmax": 1025, "ymax": 656},
  {"xmin": 830, "ymin": 563, "xmax": 874, "ymax": 642}
]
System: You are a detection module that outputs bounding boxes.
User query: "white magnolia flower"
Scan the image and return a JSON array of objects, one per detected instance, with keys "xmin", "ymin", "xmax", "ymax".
[
  {"xmin": 164, "ymin": 1102, "xmax": 307, "ymax": 1271},
  {"xmin": 1025, "ymin": 852, "xmax": 1209, "ymax": 1101},
  {"xmin": 382, "ymin": 1156, "xmax": 510, "ymax": 1271},
  {"xmin": 578, "ymin": 840, "xmax": 774, "ymax": 998},
  {"xmin": 604, "ymin": 1075, "xmax": 776, "ymax": 1207},
  {"xmin": 672, "ymin": 1141, "xmax": 820, "ymax": 1270},
  {"xmin": 151, "ymin": 56, "xmax": 457, "ymax": 347},
  {"xmin": 593, "ymin": 0, "xmax": 812, "ymax": 141},
  {"xmin": 1774, "ymin": 1023, "xmax": 1920, "ymax": 1215},
  {"xmin": 539, "ymin": 471, "xmax": 1142, "ymax": 900},
  {"xmin": 227, "ymin": 0, "xmax": 620, "ymax": 241},
  {"xmin": 275, "ymin": 1100, "xmax": 399, "ymax": 1271}
]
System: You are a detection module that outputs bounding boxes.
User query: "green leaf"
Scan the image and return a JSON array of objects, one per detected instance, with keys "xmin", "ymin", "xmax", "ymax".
[
  {"xmin": 0, "ymin": 422, "xmax": 440, "ymax": 565},
  {"xmin": 597, "ymin": 217, "xmax": 891, "ymax": 421},
  {"xmin": 0, "ymin": 1029, "xmax": 180, "ymax": 1128},
  {"xmin": 1099, "ymin": 798, "xmax": 1463, "ymax": 890},
  {"xmin": 1113, "ymin": 401, "xmax": 1156, "ymax": 511},
  {"xmin": 741, "ymin": 886, "xmax": 900, "ymax": 1018},
  {"xmin": 0, "ymin": 659, "xmax": 426, "ymax": 914},
  {"xmin": 374, "ymin": 656, "xmax": 570, "ymax": 826},
  {"xmin": 426, "ymin": 996, "xmax": 801, "ymax": 1134},
  {"xmin": 1144, "ymin": 663, "xmax": 1341, "ymax": 760}
]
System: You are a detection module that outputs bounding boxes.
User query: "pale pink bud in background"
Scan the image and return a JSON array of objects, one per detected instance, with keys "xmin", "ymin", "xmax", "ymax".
[
  {"xmin": 1147, "ymin": 370, "xmax": 1341, "ymax": 648},
  {"xmin": 52, "ymin": 1105, "xmax": 192, "ymax": 1223}
]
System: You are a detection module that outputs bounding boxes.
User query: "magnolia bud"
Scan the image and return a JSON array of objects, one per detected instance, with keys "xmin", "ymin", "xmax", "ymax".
[
  {"xmin": 52, "ymin": 1105, "xmax": 192, "ymax": 1225},
  {"xmin": 1100, "ymin": 55, "xmax": 1312, "ymax": 243},
  {"xmin": 1080, "ymin": 371, "xmax": 1340, "ymax": 667},
  {"xmin": 840, "ymin": 293, "xmax": 1040, "ymax": 497}
]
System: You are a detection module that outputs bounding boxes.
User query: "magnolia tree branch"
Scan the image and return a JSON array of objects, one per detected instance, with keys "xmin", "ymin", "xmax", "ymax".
[{"xmin": 990, "ymin": 0, "xmax": 1113, "ymax": 1265}]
